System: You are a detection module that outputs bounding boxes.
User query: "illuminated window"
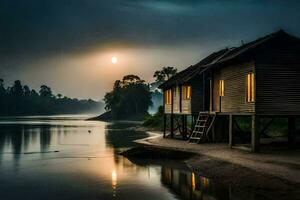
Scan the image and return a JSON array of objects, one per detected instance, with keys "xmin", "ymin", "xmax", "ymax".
[
  {"xmin": 247, "ymin": 73, "xmax": 255, "ymax": 102},
  {"xmin": 164, "ymin": 89, "xmax": 172, "ymax": 105},
  {"xmin": 191, "ymin": 173, "xmax": 196, "ymax": 191},
  {"xmin": 182, "ymin": 86, "xmax": 191, "ymax": 99},
  {"xmin": 219, "ymin": 80, "xmax": 224, "ymax": 96}
]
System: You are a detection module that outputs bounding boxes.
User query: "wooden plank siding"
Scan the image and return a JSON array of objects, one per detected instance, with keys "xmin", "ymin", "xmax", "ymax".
[
  {"xmin": 255, "ymin": 51, "xmax": 300, "ymax": 115},
  {"xmin": 164, "ymin": 104, "xmax": 172, "ymax": 113},
  {"xmin": 163, "ymin": 74, "xmax": 212, "ymax": 115},
  {"xmin": 172, "ymin": 86, "xmax": 181, "ymax": 114},
  {"xmin": 213, "ymin": 61, "xmax": 255, "ymax": 113},
  {"xmin": 163, "ymin": 86, "xmax": 190, "ymax": 114}
]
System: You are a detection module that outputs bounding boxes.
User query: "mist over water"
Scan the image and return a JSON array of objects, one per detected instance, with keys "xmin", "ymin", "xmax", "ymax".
[{"xmin": 0, "ymin": 115, "xmax": 264, "ymax": 200}]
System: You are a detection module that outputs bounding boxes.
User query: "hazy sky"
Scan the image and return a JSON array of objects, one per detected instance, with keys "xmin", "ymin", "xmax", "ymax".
[{"xmin": 1, "ymin": 0, "xmax": 300, "ymax": 100}]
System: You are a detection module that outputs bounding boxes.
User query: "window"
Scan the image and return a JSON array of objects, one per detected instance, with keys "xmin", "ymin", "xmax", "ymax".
[
  {"xmin": 164, "ymin": 89, "xmax": 172, "ymax": 105},
  {"xmin": 219, "ymin": 80, "xmax": 225, "ymax": 96},
  {"xmin": 182, "ymin": 86, "xmax": 191, "ymax": 99},
  {"xmin": 247, "ymin": 73, "xmax": 255, "ymax": 102}
]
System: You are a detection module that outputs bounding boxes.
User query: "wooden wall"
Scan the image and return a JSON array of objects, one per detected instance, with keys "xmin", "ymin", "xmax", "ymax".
[
  {"xmin": 213, "ymin": 61, "xmax": 255, "ymax": 113},
  {"xmin": 164, "ymin": 104, "xmax": 172, "ymax": 114},
  {"xmin": 255, "ymin": 41, "xmax": 300, "ymax": 115},
  {"xmin": 173, "ymin": 86, "xmax": 180, "ymax": 114},
  {"xmin": 163, "ymin": 73, "xmax": 211, "ymax": 115},
  {"xmin": 181, "ymin": 99, "xmax": 191, "ymax": 114}
]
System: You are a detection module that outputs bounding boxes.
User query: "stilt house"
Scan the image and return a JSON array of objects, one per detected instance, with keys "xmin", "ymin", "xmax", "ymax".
[{"xmin": 159, "ymin": 30, "xmax": 300, "ymax": 152}]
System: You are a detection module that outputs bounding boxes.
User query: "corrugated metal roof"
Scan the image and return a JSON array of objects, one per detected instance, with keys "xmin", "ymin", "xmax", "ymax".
[{"xmin": 159, "ymin": 30, "xmax": 298, "ymax": 89}]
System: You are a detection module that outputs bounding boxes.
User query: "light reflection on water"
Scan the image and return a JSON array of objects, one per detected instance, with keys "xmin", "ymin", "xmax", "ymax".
[{"xmin": 0, "ymin": 116, "xmax": 257, "ymax": 200}]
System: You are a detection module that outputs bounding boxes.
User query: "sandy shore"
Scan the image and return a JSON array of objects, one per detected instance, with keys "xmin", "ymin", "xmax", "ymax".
[{"xmin": 127, "ymin": 133, "xmax": 300, "ymax": 200}]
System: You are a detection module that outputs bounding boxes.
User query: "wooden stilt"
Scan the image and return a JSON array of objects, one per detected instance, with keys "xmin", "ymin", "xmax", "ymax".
[
  {"xmin": 170, "ymin": 114, "xmax": 174, "ymax": 138},
  {"xmin": 184, "ymin": 115, "xmax": 187, "ymax": 139},
  {"xmin": 181, "ymin": 115, "xmax": 185, "ymax": 139},
  {"xmin": 251, "ymin": 115, "xmax": 260, "ymax": 153},
  {"xmin": 212, "ymin": 122, "xmax": 216, "ymax": 143},
  {"xmin": 191, "ymin": 115, "xmax": 194, "ymax": 134},
  {"xmin": 229, "ymin": 115, "xmax": 233, "ymax": 148},
  {"xmin": 288, "ymin": 116, "xmax": 296, "ymax": 146},
  {"xmin": 163, "ymin": 114, "xmax": 166, "ymax": 138}
]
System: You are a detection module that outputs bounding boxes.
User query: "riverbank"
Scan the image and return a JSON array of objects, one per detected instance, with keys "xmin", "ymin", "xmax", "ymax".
[{"xmin": 123, "ymin": 133, "xmax": 300, "ymax": 200}]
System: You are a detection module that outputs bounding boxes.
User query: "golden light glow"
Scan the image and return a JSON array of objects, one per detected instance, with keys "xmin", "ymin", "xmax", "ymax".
[
  {"xmin": 247, "ymin": 73, "xmax": 255, "ymax": 102},
  {"xmin": 111, "ymin": 56, "xmax": 118, "ymax": 64},
  {"xmin": 219, "ymin": 80, "xmax": 224, "ymax": 97},
  {"xmin": 164, "ymin": 89, "xmax": 172, "ymax": 105},
  {"xmin": 112, "ymin": 169, "xmax": 118, "ymax": 197},
  {"xmin": 200, "ymin": 177, "xmax": 210, "ymax": 189},
  {"xmin": 182, "ymin": 86, "xmax": 191, "ymax": 99},
  {"xmin": 191, "ymin": 173, "xmax": 196, "ymax": 191}
]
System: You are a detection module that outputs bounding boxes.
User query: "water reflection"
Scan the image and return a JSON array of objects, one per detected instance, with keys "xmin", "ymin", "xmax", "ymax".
[
  {"xmin": 162, "ymin": 167, "xmax": 225, "ymax": 200},
  {"xmin": 112, "ymin": 169, "xmax": 117, "ymax": 197},
  {"xmin": 160, "ymin": 167, "xmax": 258, "ymax": 200},
  {"xmin": 0, "ymin": 117, "xmax": 270, "ymax": 200}
]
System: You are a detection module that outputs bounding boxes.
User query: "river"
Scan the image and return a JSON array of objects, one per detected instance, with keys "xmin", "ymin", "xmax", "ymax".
[{"xmin": 0, "ymin": 115, "xmax": 257, "ymax": 200}]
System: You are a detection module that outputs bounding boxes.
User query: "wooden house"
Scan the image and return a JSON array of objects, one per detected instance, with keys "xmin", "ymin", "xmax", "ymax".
[{"xmin": 159, "ymin": 30, "xmax": 300, "ymax": 152}]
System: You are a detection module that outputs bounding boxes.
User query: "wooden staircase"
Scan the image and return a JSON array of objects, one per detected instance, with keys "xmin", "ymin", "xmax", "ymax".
[{"xmin": 189, "ymin": 112, "xmax": 216, "ymax": 143}]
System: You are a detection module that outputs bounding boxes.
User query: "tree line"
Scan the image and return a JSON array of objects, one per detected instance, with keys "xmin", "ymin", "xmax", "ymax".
[
  {"xmin": 104, "ymin": 75, "xmax": 152, "ymax": 120},
  {"xmin": 0, "ymin": 79, "xmax": 103, "ymax": 116},
  {"xmin": 103, "ymin": 67, "xmax": 177, "ymax": 120}
]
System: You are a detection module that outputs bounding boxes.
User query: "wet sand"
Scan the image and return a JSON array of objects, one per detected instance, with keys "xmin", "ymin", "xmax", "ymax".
[{"xmin": 122, "ymin": 134, "xmax": 300, "ymax": 200}]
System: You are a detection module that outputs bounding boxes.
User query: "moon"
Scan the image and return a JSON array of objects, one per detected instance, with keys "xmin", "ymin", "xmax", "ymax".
[{"xmin": 111, "ymin": 56, "xmax": 118, "ymax": 64}]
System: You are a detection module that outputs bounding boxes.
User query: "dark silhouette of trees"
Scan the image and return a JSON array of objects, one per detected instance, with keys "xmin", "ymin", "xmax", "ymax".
[
  {"xmin": 57, "ymin": 94, "xmax": 63, "ymax": 99},
  {"xmin": 10, "ymin": 80, "xmax": 23, "ymax": 97},
  {"xmin": 39, "ymin": 85, "xmax": 53, "ymax": 98},
  {"xmin": 149, "ymin": 66, "xmax": 177, "ymax": 114},
  {"xmin": 153, "ymin": 66, "xmax": 177, "ymax": 83},
  {"xmin": 104, "ymin": 75, "xmax": 152, "ymax": 120},
  {"xmin": 0, "ymin": 79, "xmax": 103, "ymax": 116}
]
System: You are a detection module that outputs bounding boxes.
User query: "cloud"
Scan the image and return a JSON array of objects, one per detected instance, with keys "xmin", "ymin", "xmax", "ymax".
[
  {"xmin": 0, "ymin": 0, "xmax": 300, "ymax": 99},
  {"xmin": 1, "ymin": 0, "xmax": 300, "ymax": 61}
]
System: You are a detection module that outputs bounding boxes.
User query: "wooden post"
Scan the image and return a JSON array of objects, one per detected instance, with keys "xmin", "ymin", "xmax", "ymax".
[
  {"xmin": 210, "ymin": 78, "xmax": 213, "ymax": 112},
  {"xmin": 202, "ymin": 72, "xmax": 205, "ymax": 111},
  {"xmin": 288, "ymin": 116, "xmax": 296, "ymax": 146},
  {"xmin": 219, "ymin": 96, "xmax": 222, "ymax": 112},
  {"xmin": 251, "ymin": 115, "xmax": 260, "ymax": 153},
  {"xmin": 171, "ymin": 87, "xmax": 174, "ymax": 138},
  {"xmin": 163, "ymin": 114, "xmax": 166, "ymax": 138},
  {"xmin": 184, "ymin": 115, "xmax": 187, "ymax": 139},
  {"xmin": 181, "ymin": 115, "xmax": 185, "ymax": 139},
  {"xmin": 212, "ymin": 122, "xmax": 216, "ymax": 143},
  {"xmin": 191, "ymin": 115, "xmax": 194, "ymax": 133},
  {"xmin": 229, "ymin": 115, "xmax": 233, "ymax": 148},
  {"xmin": 179, "ymin": 86, "xmax": 182, "ymax": 113},
  {"xmin": 190, "ymin": 114, "xmax": 195, "ymax": 139},
  {"xmin": 170, "ymin": 114, "xmax": 174, "ymax": 138}
]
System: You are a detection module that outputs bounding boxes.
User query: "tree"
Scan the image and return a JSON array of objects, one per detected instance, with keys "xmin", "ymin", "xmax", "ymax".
[
  {"xmin": 10, "ymin": 80, "xmax": 24, "ymax": 97},
  {"xmin": 153, "ymin": 66, "xmax": 177, "ymax": 82},
  {"xmin": 153, "ymin": 71, "xmax": 165, "ymax": 83},
  {"xmin": 0, "ymin": 79, "xmax": 104, "ymax": 116},
  {"xmin": 0, "ymin": 79, "xmax": 4, "ymax": 88},
  {"xmin": 23, "ymin": 85, "xmax": 31, "ymax": 97},
  {"xmin": 39, "ymin": 85, "xmax": 53, "ymax": 98},
  {"xmin": 104, "ymin": 75, "xmax": 152, "ymax": 120},
  {"xmin": 122, "ymin": 74, "xmax": 144, "ymax": 86},
  {"xmin": 0, "ymin": 79, "xmax": 5, "ymax": 96},
  {"xmin": 57, "ymin": 94, "xmax": 63, "ymax": 99}
]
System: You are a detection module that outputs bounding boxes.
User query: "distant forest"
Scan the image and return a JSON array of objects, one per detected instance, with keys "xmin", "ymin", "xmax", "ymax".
[
  {"xmin": 104, "ymin": 75, "xmax": 152, "ymax": 120},
  {"xmin": 0, "ymin": 79, "xmax": 103, "ymax": 116}
]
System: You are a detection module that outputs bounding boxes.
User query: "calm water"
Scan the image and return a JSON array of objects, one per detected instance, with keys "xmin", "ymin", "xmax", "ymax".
[{"xmin": 0, "ymin": 115, "xmax": 256, "ymax": 200}]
